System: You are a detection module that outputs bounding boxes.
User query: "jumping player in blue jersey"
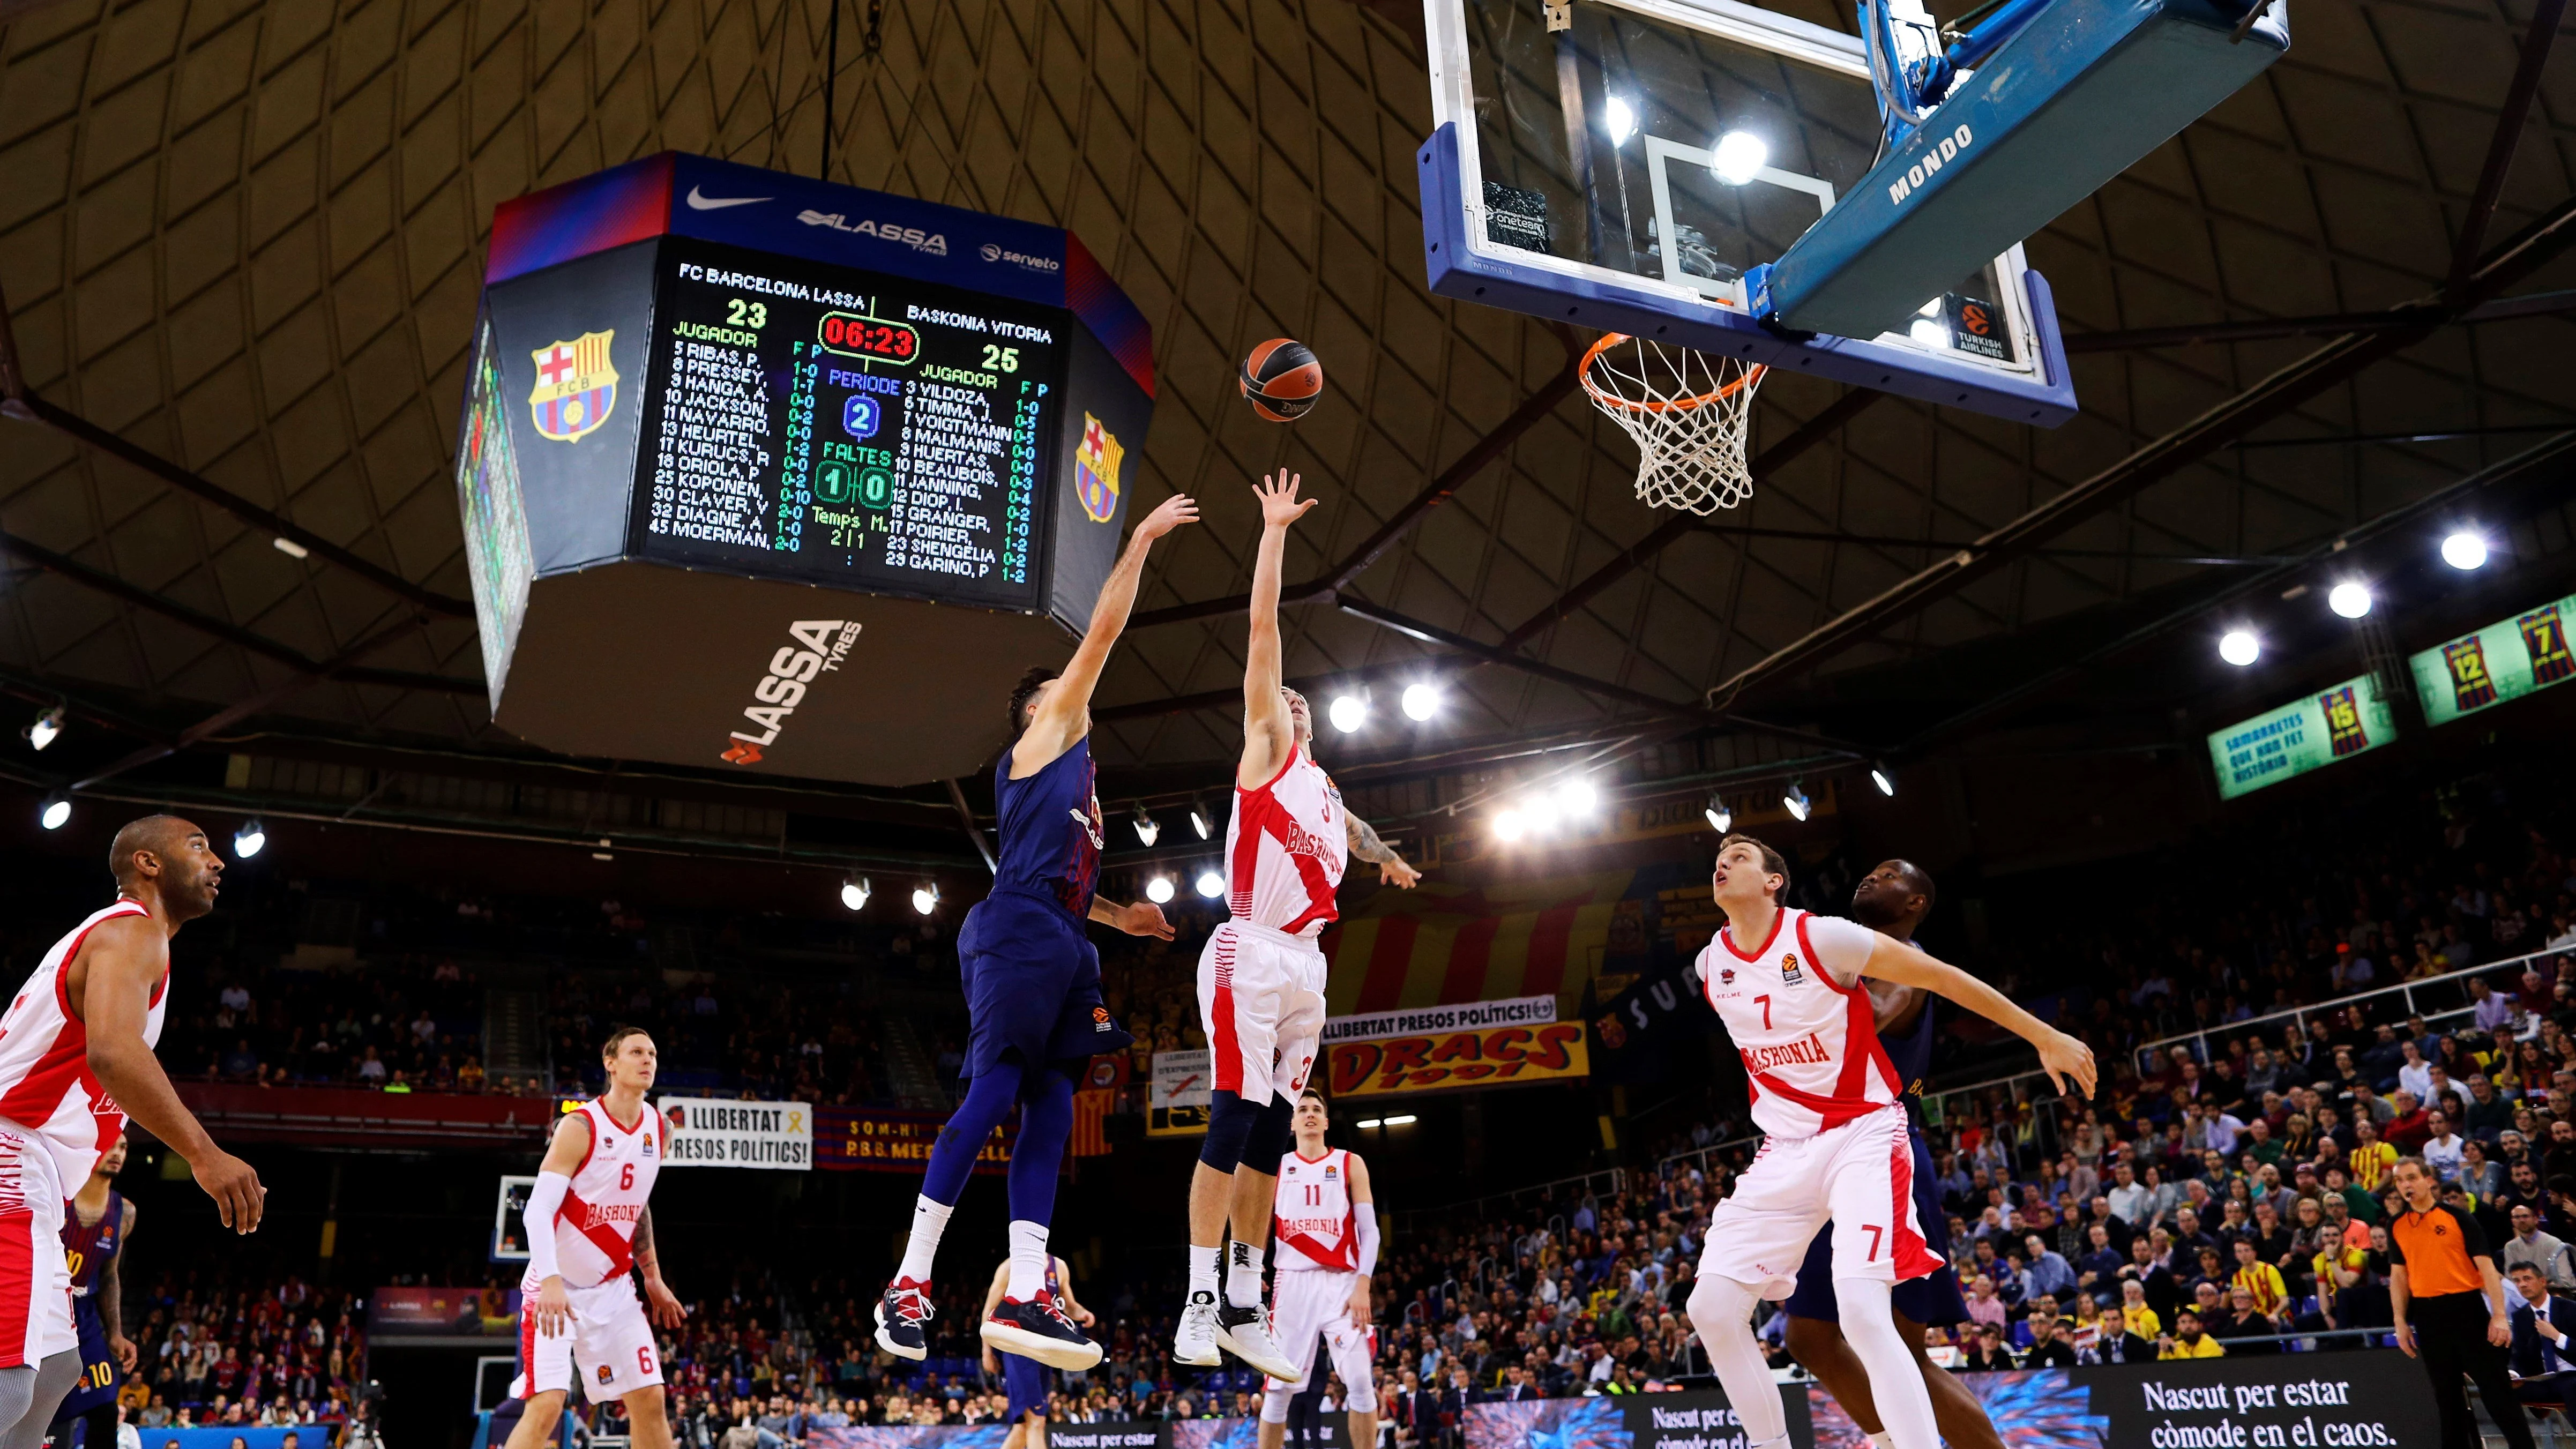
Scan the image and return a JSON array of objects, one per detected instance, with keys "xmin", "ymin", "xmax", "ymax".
[
  {"xmin": 875, "ymin": 490, "xmax": 1199, "ymax": 1372},
  {"xmin": 1781, "ymin": 861, "xmax": 2003, "ymax": 1449}
]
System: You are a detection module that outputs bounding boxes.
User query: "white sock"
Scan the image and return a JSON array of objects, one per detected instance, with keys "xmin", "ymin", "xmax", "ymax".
[
  {"xmin": 897, "ymin": 1194, "xmax": 953, "ymax": 1284},
  {"xmin": 1868, "ymin": 1435, "xmax": 1896, "ymax": 1449},
  {"xmin": 1226, "ymin": 1240, "xmax": 1267, "ymax": 1308},
  {"xmin": 1834, "ymin": 1279, "xmax": 1937, "ymax": 1449},
  {"xmin": 1007, "ymin": 1221, "xmax": 1049, "ymax": 1301},
  {"xmin": 1189, "ymin": 1243, "xmax": 1223, "ymax": 1301},
  {"xmin": 1683, "ymin": 1274, "xmax": 1787, "ymax": 1449}
]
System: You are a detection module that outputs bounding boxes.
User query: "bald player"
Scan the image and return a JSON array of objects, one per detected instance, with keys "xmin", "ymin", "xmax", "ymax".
[
  {"xmin": 0, "ymin": 815, "xmax": 262, "ymax": 1446},
  {"xmin": 1781, "ymin": 861, "xmax": 2000, "ymax": 1449}
]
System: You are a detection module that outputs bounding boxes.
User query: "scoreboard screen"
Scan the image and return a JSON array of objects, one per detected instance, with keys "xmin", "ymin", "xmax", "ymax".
[{"xmin": 637, "ymin": 240, "xmax": 1062, "ymax": 612}]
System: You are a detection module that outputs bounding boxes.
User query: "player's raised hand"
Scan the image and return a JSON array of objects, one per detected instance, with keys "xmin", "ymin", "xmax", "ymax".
[
  {"xmin": 193, "ymin": 1147, "xmax": 265, "ymax": 1234},
  {"xmin": 2037, "ymin": 1027, "xmax": 2097, "ymax": 1101},
  {"xmin": 1255, "ymin": 471, "xmax": 1316, "ymax": 529},
  {"xmin": 1134, "ymin": 492, "xmax": 1199, "ymax": 543},
  {"xmin": 1115, "ymin": 899, "xmax": 1177, "ymax": 940}
]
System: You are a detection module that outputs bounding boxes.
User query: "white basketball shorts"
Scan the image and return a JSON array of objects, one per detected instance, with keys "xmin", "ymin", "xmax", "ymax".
[
  {"xmin": 1696, "ymin": 1102, "xmax": 1940, "ymax": 1299},
  {"xmin": 0, "ymin": 1122, "xmax": 73, "ymax": 1369},
  {"xmin": 512, "ymin": 1272, "xmax": 664, "ymax": 1402},
  {"xmin": 1260, "ymin": 1269, "xmax": 1377, "ymax": 1418},
  {"xmin": 1197, "ymin": 919, "xmax": 1328, "ymax": 1107}
]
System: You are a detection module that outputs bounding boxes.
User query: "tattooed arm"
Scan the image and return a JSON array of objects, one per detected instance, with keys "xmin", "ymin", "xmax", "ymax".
[
  {"xmin": 1349, "ymin": 812, "xmax": 1421, "ymax": 887},
  {"xmin": 101, "ymin": 1199, "xmax": 136, "ymax": 1371},
  {"xmin": 634, "ymin": 1205, "xmax": 689, "ymax": 1328}
]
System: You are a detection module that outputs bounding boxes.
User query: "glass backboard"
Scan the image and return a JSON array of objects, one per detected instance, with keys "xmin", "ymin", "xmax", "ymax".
[{"xmin": 1421, "ymin": 0, "xmax": 2078, "ymax": 423}]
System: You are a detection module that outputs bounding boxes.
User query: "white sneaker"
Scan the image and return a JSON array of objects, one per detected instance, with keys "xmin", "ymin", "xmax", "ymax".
[
  {"xmin": 1215, "ymin": 1299, "xmax": 1300, "ymax": 1379},
  {"xmin": 1173, "ymin": 1291, "xmax": 1222, "ymax": 1366}
]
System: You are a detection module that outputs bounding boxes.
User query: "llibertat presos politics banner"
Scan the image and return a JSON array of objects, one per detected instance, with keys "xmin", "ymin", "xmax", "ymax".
[
  {"xmin": 658, "ymin": 1097, "xmax": 813, "ymax": 1169},
  {"xmin": 1323, "ymin": 994, "xmax": 1589, "ymax": 1098}
]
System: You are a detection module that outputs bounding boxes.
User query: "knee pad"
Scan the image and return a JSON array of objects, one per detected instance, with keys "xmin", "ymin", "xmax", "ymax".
[
  {"xmin": 1688, "ymin": 1272, "xmax": 1760, "ymax": 1333},
  {"xmin": 1244, "ymin": 1094, "xmax": 1295, "ymax": 1166},
  {"xmin": 1259, "ymin": 1384, "xmax": 1294, "ymax": 1424},
  {"xmin": 1200, "ymin": 1089, "xmax": 1261, "ymax": 1172}
]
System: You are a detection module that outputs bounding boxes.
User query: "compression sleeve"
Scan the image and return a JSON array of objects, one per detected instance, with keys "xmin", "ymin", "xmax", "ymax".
[
  {"xmin": 524, "ymin": 1170, "xmax": 571, "ymax": 1282},
  {"xmin": 1802, "ymin": 914, "xmax": 1883, "ymax": 988},
  {"xmin": 1354, "ymin": 1201, "xmax": 1382, "ymax": 1278}
]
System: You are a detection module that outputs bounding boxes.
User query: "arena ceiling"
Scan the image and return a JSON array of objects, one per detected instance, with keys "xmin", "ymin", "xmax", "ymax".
[{"xmin": 0, "ymin": 0, "xmax": 2573, "ymax": 849}]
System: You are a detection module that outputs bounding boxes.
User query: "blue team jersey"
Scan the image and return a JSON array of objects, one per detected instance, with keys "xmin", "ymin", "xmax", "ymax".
[
  {"xmin": 1886, "ymin": 992, "xmax": 1936, "ymax": 1124},
  {"xmin": 994, "ymin": 736, "xmax": 1105, "ymax": 921}
]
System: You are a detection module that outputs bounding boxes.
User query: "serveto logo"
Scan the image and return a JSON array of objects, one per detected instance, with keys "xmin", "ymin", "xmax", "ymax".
[
  {"xmin": 979, "ymin": 241, "xmax": 1062, "ymax": 273},
  {"xmin": 796, "ymin": 209, "xmax": 948, "ymax": 255},
  {"xmin": 722, "ymin": 618, "xmax": 863, "ymax": 763}
]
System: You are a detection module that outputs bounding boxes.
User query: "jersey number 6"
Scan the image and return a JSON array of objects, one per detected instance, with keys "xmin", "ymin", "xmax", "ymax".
[{"xmin": 621, "ymin": 1163, "xmax": 636, "ymax": 1191}]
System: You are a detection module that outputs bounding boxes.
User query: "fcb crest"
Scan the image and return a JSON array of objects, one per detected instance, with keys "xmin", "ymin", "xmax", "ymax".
[
  {"xmin": 1779, "ymin": 952, "xmax": 1805, "ymax": 985},
  {"xmin": 529, "ymin": 331, "xmax": 619, "ymax": 443},
  {"xmin": 1076, "ymin": 413, "xmax": 1123, "ymax": 523}
]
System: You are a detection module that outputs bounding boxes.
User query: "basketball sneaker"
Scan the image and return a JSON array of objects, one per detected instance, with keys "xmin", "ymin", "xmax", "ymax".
[
  {"xmin": 875, "ymin": 1278, "xmax": 934, "ymax": 1361},
  {"xmin": 981, "ymin": 1289, "xmax": 1104, "ymax": 1371},
  {"xmin": 1171, "ymin": 1290, "xmax": 1221, "ymax": 1366},
  {"xmin": 1214, "ymin": 1298, "xmax": 1300, "ymax": 1379}
]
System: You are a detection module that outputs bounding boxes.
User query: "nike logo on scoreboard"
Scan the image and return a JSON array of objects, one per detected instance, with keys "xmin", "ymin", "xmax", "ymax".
[{"xmin": 685, "ymin": 186, "xmax": 770, "ymax": 211}]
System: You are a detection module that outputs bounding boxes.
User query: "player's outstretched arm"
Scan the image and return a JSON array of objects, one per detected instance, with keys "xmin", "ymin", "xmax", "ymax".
[
  {"xmin": 1348, "ymin": 813, "xmax": 1419, "ymax": 888},
  {"xmin": 1240, "ymin": 472, "xmax": 1315, "ymax": 788},
  {"xmin": 1016, "ymin": 492, "xmax": 1199, "ymax": 775},
  {"xmin": 1859, "ymin": 937, "xmax": 2098, "ymax": 1099},
  {"xmin": 634, "ymin": 1206, "xmax": 688, "ymax": 1328},
  {"xmin": 80, "ymin": 917, "xmax": 263, "ymax": 1234},
  {"xmin": 1089, "ymin": 895, "xmax": 1177, "ymax": 940}
]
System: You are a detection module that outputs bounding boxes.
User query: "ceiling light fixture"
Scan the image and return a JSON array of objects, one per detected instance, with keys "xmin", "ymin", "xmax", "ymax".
[
  {"xmin": 39, "ymin": 797, "xmax": 70, "ymax": 831},
  {"xmin": 1870, "ymin": 764, "xmax": 1895, "ymax": 798},
  {"xmin": 233, "ymin": 819, "xmax": 267, "ymax": 859},
  {"xmin": 24, "ymin": 707, "xmax": 63, "ymax": 752},
  {"xmin": 1328, "ymin": 693, "xmax": 1369, "ymax": 734},
  {"xmin": 1196, "ymin": 869, "xmax": 1226, "ymax": 899},
  {"xmin": 2219, "ymin": 629, "xmax": 2260, "ymax": 667},
  {"xmin": 2441, "ymin": 531, "xmax": 2489, "ymax": 570},
  {"xmin": 1782, "ymin": 781, "xmax": 1811, "ymax": 823},
  {"xmin": 912, "ymin": 883, "xmax": 940, "ymax": 916},
  {"xmin": 1704, "ymin": 795, "xmax": 1731, "ymax": 833},
  {"xmin": 1145, "ymin": 875, "xmax": 1176, "ymax": 905},
  {"xmin": 1401, "ymin": 683, "xmax": 1441, "ymax": 722},
  {"xmin": 2327, "ymin": 582, "xmax": 2372, "ymax": 619},
  {"xmin": 1132, "ymin": 805, "xmax": 1160, "ymax": 847},
  {"xmin": 840, "ymin": 876, "xmax": 871, "ymax": 912}
]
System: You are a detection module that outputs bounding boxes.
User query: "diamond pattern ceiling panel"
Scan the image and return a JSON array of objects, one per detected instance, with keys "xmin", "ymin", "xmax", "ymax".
[{"xmin": 0, "ymin": 0, "xmax": 2570, "ymax": 779}]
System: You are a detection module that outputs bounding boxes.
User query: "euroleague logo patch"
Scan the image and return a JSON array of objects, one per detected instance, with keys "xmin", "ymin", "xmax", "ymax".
[
  {"xmin": 597, "ymin": 1364, "xmax": 616, "ymax": 1385},
  {"xmin": 1779, "ymin": 952, "xmax": 1805, "ymax": 985},
  {"xmin": 1093, "ymin": 1006, "xmax": 1114, "ymax": 1033}
]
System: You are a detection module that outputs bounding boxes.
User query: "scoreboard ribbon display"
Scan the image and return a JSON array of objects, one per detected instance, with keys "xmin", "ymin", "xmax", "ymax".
[{"xmin": 2204, "ymin": 672, "xmax": 2398, "ymax": 801}]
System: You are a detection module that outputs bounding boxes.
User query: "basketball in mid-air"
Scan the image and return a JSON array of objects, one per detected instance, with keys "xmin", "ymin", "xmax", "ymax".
[{"xmin": 1240, "ymin": 339, "xmax": 1323, "ymax": 422}]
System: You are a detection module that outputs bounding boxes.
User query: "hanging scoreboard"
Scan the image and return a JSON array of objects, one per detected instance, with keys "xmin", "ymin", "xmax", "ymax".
[{"xmin": 454, "ymin": 153, "xmax": 1155, "ymax": 784}]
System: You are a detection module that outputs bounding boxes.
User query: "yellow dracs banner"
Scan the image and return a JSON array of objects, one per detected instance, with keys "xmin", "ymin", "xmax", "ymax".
[{"xmin": 1324, "ymin": 1021, "xmax": 1589, "ymax": 1097}]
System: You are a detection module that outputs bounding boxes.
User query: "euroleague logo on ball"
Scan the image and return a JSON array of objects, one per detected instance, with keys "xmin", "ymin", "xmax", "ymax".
[{"xmin": 1240, "ymin": 338, "xmax": 1323, "ymax": 422}]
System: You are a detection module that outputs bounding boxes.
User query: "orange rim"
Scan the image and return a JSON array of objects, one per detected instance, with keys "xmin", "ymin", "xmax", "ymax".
[{"xmin": 1579, "ymin": 332, "xmax": 1766, "ymax": 414}]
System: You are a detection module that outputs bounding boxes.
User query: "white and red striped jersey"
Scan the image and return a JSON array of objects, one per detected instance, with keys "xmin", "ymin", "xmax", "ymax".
[
  {"xmin": 536, "ymin": 1097, "xmax": 664, "ymax": 1289},
  {"xmin": 1689, "ymin": 908, "xmax": 1898, "ymax": 1139},
  {"xmin": 1226, "ymin": 745, "xmax": 1347, "ymax": 937},
  {"xmin": 0, "ymin": 901, "xmax": 165, "ymax": 1185},
  {"xmin": 1273, "ymin": 1148, "xmax": 1360, "ymax": 1272}
]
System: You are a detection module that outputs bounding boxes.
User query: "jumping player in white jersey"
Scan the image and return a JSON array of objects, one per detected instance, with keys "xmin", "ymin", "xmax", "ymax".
[
  {"xmin": 1682, "ymin": 835, "xmax": 2094, "ymax": 1449},
  {"xmin": 1257, "ymin": 1087, "xmax": 1379, "ymax": 1449},
  {"xmin": 0, "ymin": 816, "xmax": 262, "ymax": 1448},
  {"xmin": 1175, "ymin": 472, "xmax": 1418, "ymax": 1377},
  {"xmin": 506, "ymin": 1028, "xmax": 687, "ymax": 1449}
]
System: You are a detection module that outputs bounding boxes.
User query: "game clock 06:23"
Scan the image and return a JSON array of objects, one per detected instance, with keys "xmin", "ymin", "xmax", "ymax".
[{"xmin": 630, "ymin": 237, "xmax": 1066, "ymax": 614}]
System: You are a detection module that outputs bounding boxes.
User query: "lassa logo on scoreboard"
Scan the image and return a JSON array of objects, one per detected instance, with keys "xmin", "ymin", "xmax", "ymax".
[
  {"xmin": 796, "ymin": 209, "xmax": 949, "ymax": 256},
  {"xmin": 721, "ymin": 619, "xmax": 862, "ymax": 764}
]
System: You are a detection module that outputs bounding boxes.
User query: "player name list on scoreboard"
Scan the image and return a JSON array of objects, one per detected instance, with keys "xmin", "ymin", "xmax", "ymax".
[{"xmin": 636, "ymin": 243, "xmax": 1060, "ymax": 613}]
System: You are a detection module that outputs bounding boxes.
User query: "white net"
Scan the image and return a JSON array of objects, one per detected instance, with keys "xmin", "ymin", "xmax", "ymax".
[{"xmin": 1580, "ymin": 334, "xmax": 1766, "ymax": 514}]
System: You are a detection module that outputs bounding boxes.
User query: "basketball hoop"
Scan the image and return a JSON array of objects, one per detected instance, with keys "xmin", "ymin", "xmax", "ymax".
[{"xmin": 1579, "ymin": 333, "xmax": 1765, "ymax": 514}]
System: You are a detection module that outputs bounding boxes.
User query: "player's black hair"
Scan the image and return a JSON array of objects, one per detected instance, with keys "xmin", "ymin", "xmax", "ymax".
[
  {"xmin": 1886, "ymin": 858, "xmax": 1937, "ymax": 910},
  {"xmin": 602, "ymin": 1024, "xmax": 653, "ymax": 1059},
  {"xmin": 1008, "ymin": 666, "xmax": 1061, "ymax": 737},
  {"xmin": 1718, "ymin": 832, "xmax": 1789, "ymax": 895},
  {"xmin": 108, "ymin": 814, "xmax": 194, "ymax": 887}
]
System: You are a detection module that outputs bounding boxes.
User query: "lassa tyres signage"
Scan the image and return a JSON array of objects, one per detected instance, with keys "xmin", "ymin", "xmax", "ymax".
[{"xmin": 658, "ymin": 1096, "xmax": 812, "ymax": 1170}]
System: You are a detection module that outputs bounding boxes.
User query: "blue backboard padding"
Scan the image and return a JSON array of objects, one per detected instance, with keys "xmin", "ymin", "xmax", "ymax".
[
  {"xmin": 1416, "ymin": 125, "xmax": 2077, "ymax": 427},
  {"xmin": 1766, "ymin": 0, "xmax": 2288, "ymax": 339}
]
